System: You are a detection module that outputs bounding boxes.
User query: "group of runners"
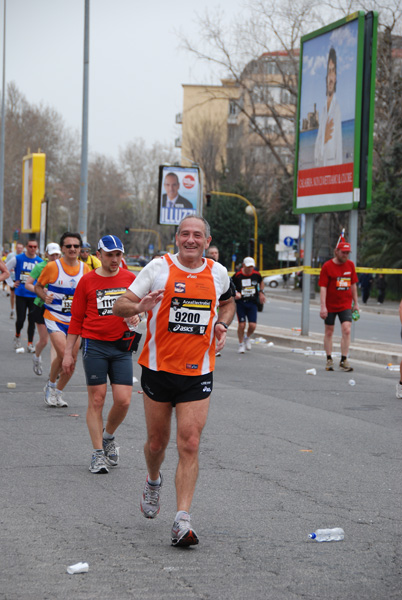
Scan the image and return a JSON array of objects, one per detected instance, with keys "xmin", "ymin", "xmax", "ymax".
[{"xmin": 4, "ymin": 217, "xmax": 399, "ymax": 548}]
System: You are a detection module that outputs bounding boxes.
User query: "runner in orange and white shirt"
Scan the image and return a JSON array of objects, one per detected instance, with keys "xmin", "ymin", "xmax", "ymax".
[
  {"xmin": 35, "ymin": 232, "xmax": 90, "ymax": 407},
  {"xmin": 113, "ymin": 215, "xmax": 235, "ymax": 548}
]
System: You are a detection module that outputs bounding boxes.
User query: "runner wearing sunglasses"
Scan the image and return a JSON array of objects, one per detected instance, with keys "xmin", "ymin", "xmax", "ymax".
[{"xmin": 35, "ymin": 232, "xmax": 90, "ymax": 407}]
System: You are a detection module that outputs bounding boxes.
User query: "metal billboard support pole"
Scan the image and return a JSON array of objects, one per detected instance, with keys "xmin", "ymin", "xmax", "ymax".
[
  {"xmin": 0, "ymin": 0, "xmax": 6, "ymax": 252},
  {"xmin": 78, "ymin": 0, "xmax": 89, "ymax": 242},
  {"xmin": 349, "ymin": 208, "xmax": 359, "ymax": 342},
  {"xmin": 301, "ymin": 213, "xmax": 314, "ymax": 336}
]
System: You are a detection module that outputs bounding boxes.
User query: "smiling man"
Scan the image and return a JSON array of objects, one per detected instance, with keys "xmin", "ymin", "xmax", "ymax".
[
  {"xmin": 113, "ymin": 215, "xmax": 235, "ymax": 547},
  {"xmin": 161, "ymin": 172, "xmax": 192, "ymax": 209},
  {"xmin": 35, "ymin": 232, "xmax": 90, "ymax": 407}
]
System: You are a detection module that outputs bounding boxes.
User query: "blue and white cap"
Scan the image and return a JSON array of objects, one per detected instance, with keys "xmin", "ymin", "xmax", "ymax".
[{"xmin": 98, "ymin": 235, "xmax": 125, "ymax": 253}]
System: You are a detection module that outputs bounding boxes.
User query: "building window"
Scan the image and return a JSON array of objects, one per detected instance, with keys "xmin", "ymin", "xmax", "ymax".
[{"xmin": 229, "ymin": 101, "xmax": 238, "ymax": 115}]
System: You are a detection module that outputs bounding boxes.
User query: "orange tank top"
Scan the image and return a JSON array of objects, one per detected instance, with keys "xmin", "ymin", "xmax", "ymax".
[{"xmin": 139, "ymin": 254, "xmax": 220, "ymax": 375}]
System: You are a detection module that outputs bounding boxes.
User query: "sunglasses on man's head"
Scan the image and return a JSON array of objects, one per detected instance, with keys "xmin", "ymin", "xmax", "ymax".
[{"xmin": 64, "ymin": 244, "xmax": 80, "ymax": 249}]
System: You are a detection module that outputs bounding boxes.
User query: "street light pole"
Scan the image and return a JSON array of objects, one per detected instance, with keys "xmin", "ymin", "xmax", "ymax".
[
  {"xmin": 210, "ymin": 191, "xmax": 258, "ymax": 265},
  {"xmin": 78, "ymin": 0, "xmax": 89, "ymax": 241},
  {"xmin": 0, "ymin": 0, "xmax": 6, "ymax": 252}
]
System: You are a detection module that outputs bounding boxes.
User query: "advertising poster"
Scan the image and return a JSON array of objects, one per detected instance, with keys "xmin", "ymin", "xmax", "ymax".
[
  {"xmin": 158, "ymin": 165, "xmax": 200, "ymax": 226},
  {"xmin": 294, "ymin": 13, "xmax": 365, "ymax": 213}
]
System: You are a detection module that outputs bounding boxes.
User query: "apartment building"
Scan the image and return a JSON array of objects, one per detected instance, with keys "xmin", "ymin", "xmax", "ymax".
[{"xmin": 177, "ymin": 51, "xmax": 298, "ymax": 188}]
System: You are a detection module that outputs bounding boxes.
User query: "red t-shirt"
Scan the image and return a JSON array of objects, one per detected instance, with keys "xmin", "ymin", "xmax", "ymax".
[
  {"xmin": 68, "ymin": 268, "xmax": 136, "ymax": 341},
  {"xmin": 318, "ymin": 259, "xmax": 358, "ymax": 312}
]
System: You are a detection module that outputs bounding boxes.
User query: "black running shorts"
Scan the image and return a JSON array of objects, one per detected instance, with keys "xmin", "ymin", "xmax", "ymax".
[
  {"xmin": 141, "ymin": 366, "xmax": 213, "ymax": 406},
  {"xmin": 82, "ymin": 338, "xmax": 133, "ymax": 386},
  {"xmin": 325, "ymin": 308, "xmax": 352, "ymax": 326}
]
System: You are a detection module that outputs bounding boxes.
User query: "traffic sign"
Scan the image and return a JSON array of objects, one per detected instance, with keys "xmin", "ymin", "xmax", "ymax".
[{"xmin": 284, "ymin": 236, "xmax": 294, "ymax": 247}]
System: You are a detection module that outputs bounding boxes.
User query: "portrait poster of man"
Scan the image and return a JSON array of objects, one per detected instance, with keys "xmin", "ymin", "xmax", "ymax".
[
  {"xmin": 294, "ymin": 14, "xmax": 364, "ymax": 213},
  {"xmin": 158, "ymin": 165, "xmax": 199, "ymax": 225}
]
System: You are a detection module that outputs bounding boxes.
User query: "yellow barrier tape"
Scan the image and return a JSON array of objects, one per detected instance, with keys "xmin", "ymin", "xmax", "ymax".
[{"xmin": 132, "ymin": 264, "xmax": 402, "ymax": 277}]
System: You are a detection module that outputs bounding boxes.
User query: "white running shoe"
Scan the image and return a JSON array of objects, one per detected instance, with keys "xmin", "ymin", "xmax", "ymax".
[
  {"xmin": 14, "ymin": 337, "xmax": 22, "ymax": 349},
  {"xmin": 245, "ymin": 337, "xmax": 252, "ymax": 351},
  {"xmin": 55, "ymin": 389, "xmax": 68, "ymax": 407},
  {"xmin": 89, "ymin": 452, "xmax": 109, "ymax": 474},
  {"xmin": 33, "ymin": 355, "xmax": 43, "ymax": 376},
  {"xmin": 27, "ymin": 344, "xmax": 36, "ymax": 353},
  {"xmin": 238, "ymin": 342, "xmax": 245, "ymax": 354},
  {"xmin": 171, "ymin": 513, "xmax": 199, "ymax": 547},
  {"xmin": 396, "ymin": 382, "xmax": 402, "ymax": 399},
  {"xmin": 44, "ymin": 382, "xmax": 58, "ymax": 407}
]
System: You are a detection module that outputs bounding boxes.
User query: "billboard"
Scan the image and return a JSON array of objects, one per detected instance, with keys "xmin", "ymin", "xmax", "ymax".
[
  {"xmin": 157, "ymin": 165, "xmax": 200, "ymax": 226},
  {"xmin": 294, "ymin": 12, "xmax": 365, "ymax": 214},
  {"xmin": 21, "ymin": 152, "xmax": 46, "ymax": 232}
]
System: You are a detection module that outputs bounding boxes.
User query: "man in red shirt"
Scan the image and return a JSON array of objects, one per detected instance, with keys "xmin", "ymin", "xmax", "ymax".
[
  {"xmin": 319, "ymin": 239, "xmax": 359, "ymax": 372},
  {"xmin": 62, "ymin": 235, "xmax": 140, "ymax": 474}
]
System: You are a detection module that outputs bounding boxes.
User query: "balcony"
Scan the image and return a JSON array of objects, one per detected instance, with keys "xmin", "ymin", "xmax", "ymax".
[
  {"xmin": 175, "ymin": 113, "xmax": 183, "ymax": 124},
  {"xmin": 175, "ymin": 137, "xmax": 182, "ymax": 148}
]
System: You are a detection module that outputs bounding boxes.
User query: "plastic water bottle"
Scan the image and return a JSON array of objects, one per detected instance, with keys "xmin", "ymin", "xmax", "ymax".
[
  {"xmin": 309, "ymin": 528, "xmax": 344, "ymax": 542},
  {"xmin": 352, "ymin": 309, "xmax": 360, "ymax": 321}
]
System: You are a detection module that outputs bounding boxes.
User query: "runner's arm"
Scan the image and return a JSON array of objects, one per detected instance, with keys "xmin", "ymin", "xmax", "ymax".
[
  {"xmin": 320, "ymin": 286, "xmax": 328, "ymax": 320},
  {"xmin": 62, "ymin": 334, "xmax": 79, "ymax": 376},
  {"xmin": 0, "ymin": 261, "xmax": 10, "ymax": 282},
  {"xmin": 113, "ymin": 288, "xmax": 164, "ymax": 317}
]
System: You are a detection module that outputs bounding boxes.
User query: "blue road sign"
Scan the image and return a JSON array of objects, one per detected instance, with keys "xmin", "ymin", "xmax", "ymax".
[{"xmin": 284, "ymin": 236, "xmax": 294, "ymax": 247}]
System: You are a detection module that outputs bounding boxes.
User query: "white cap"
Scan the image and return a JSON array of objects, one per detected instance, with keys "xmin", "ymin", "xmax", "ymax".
[
  {"xmin": 46, "ymin": 243, "xmax": 61, "ymax": 255},
  {"xmin": 243, "ymin": 257, "xmax": 255, "ymax": 267}
]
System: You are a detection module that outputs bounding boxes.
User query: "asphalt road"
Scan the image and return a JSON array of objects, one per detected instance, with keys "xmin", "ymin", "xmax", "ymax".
[
  {"xmin": 260, "ymin": 293, "xmax": 401, "ymax": 345},
  {"xmin": 1, "ymin": 293, "xmax": 401, "ymax": 600}
]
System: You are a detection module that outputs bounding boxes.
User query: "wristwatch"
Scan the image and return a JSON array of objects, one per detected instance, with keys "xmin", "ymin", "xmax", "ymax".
[{"xmin": 215, "ymin": 321, "xmax": 228, "ymax": 329}]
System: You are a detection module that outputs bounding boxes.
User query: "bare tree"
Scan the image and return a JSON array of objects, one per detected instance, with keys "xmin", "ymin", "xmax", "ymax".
[
  {"xmin": 119, "ymin": 139, "xmax": 178, "ymax": 253},
  {"xmin": 3, "ymin": 82, "xmax": 80, "ymax": 246}
]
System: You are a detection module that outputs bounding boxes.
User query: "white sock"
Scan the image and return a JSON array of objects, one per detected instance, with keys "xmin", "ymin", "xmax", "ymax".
[
  {"xmin": 148, "ymin": 475, "xmax": 161, "ymax": 486},
  {"xmin": 175, "ymin": 510, "xmax": 189, "ymax": 521},
  {"xmin": 103, "ymin": 430, "xmax": 114, "ymax": 440}
]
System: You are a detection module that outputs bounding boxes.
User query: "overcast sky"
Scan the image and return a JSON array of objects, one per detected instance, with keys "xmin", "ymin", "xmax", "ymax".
[{"xmin": 4, "ymin": 0, "xmax": 246, "ymax": 160}]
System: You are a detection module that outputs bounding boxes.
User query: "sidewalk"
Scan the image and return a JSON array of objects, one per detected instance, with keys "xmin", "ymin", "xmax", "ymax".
[{"xmin": 230, "ymin": 287, "xmax": 402, "ymax": 366}]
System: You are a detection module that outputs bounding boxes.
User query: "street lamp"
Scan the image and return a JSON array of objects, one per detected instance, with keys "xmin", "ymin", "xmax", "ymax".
[{"xmin": 209, "ymin": 191, "xmax": 258, "ymax": 265}]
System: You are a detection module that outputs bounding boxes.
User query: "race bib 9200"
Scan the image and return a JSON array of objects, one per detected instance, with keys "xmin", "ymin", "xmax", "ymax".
[{"xmin": 168, "ymin": 297, "xmax": 212, "ymax": 335}]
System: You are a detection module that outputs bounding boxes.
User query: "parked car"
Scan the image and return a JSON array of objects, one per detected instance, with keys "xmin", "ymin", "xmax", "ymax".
[{"xmin": 263, "ymin": 273, "xmax": 296, "ymax": 288}]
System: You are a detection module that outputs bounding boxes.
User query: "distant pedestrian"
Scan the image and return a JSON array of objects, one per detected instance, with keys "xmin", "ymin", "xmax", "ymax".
[
  {"xmin": 6, "ymin": 239, "xmax": 43, "ymax": 352},
  {"xmin": 376, "ymin": 274, "xmax": 386, "ymax": 304},
  {"xmin": 25, "ymin": 243, "xmax": 62, "ymax": 376},
  {"xmin": 205, "ymin": 245, "xmax": 220, "ymax": 262},
  {"xmin": 359, "ymin": 272, "xmax": 373, "ymax": 304},
  {"xmin": 319, "ymin": 235, "xmax": 359, "ymax": 372},
  {"xmin": 35, "ymin": 232, "xmax": 90, "ymax": 407},
  {"xmin": 79, "ymin": 242, "xmax": 101, "ymax": 270},
  {"xmin": 232, "ymin": 257, "xmax": 265, "ymax": 353},
  {"xmin": 5, "ymin": 242, "xmax": 24, "ymax": 319},
  {"xmin": 396, "ymin": 300, "xmax": 402, "ymax": 399},
  {"xmin": 63, "ymin": 235, "xmax": 139, "ymax": 474}
]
